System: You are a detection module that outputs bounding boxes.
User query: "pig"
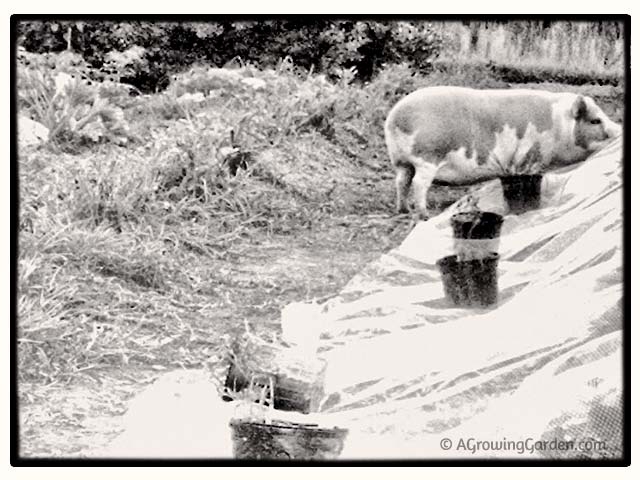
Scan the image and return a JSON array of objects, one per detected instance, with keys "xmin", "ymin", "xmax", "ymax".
[{"xmin": 384, "ymin": 86, "xmax": 622, "ymax": 217}]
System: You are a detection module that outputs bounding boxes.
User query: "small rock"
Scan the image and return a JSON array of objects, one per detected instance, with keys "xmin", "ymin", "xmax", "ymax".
[
  {"xmin": 207, "ymin": 68, "xmax": 242, "ymax": 82},
  {"xmin": 177, "ymin": 92, "xmax": 205, "ymax": 103},
  {"xmin": 19, "ymin": 116, "xmax": 49, "ymax": 147},
  {"xmin": 241, "ymin": 77, "xmax": 267, "ymax": 90},
  {"xmin": 54, "ymin": 72, "xmax": 75, "ymax": 95}
]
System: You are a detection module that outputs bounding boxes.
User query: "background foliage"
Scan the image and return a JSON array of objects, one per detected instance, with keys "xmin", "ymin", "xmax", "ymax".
[
  {"xmin": 17, "ymin": 20, "xmax": 444, "ymax": 92},
  {"xmin": 17, "ymin": 19, "xmax": 624, "ymax": 94}
]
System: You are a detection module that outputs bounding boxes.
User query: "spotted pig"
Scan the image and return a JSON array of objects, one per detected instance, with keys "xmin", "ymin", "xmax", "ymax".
[{"xmin": 384, "ymin": 86, "xmax": 622, "ymax": 217}]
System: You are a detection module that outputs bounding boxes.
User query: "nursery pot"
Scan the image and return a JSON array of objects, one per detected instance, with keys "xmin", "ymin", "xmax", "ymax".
[
  {"xmin": 223, "ymin": 361, "xmax": 325, "ymax": 414},
  {"xmin": 450, "ymin": 211, "xmax": 503, "ymax": 240},
  {"xmin": 230, "ymin": 420, "xmax": 349, "ymax": 460},
  {"xmin": 500, "ymin": 174, "xmax": 543, "ymax": 214},
  {"xmin": 451, "ymin": 212, "xmax": 503, "ymax": 260},
  {"xmin": 437, "ymin": 253, "xmax": 500, "ymax": 307}
]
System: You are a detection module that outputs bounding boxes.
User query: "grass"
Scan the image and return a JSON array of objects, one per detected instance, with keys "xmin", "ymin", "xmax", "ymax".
[
  {"xmin": 16, "ymin": 44, "xmax": 625, "ymax": 456},
  {"xmin": 435, "ymin": 21, "xmax": 624, "ymax": 84},
  {"xmin": 18, "ymin": 61, "xmax": 420, "ymax": 388}
]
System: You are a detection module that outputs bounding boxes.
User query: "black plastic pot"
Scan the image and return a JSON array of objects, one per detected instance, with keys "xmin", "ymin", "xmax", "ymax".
[
  {"xmin": 451, "ymin": 211, "xmax": 503, "ymax": 240},
  {"xmin": 222, "ymin": 362, "xmax": 324, "ymax": 414},
  {"xmin": 451, "ymin": 212, "xmax": 503, "ymax": 260},
  {"xmin": 500, "ymin": 174, "xmax": 543, "ymax": 214},
  {"xmin": 437, "ymin": 253, "xmax": 500, "ymax": 307},
  {"xmin": 230, "ymin": 420, "xmax": 349, "ymax": 460}
]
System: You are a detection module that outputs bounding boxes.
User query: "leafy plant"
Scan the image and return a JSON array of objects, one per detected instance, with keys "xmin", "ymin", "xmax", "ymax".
[
  {"xmin": 18, "ymin": 56, "xmax": 131, "ymax": 149},
  {"xmin": 487, "ymin": 127, "xmax": 545, "ymax": 175}
]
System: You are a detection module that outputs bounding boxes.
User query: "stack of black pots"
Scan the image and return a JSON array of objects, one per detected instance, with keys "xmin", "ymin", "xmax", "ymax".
[
  {"xmin": 437, "ymin": 173, "xmax": 544, "ymax": 307},
  {"xmin": 222, "ymin": 335, "xmax": 346, "ymax": 459},
  {"xmin": 437, "ymin": 211, "xmax": 504, "ymax": 308}
]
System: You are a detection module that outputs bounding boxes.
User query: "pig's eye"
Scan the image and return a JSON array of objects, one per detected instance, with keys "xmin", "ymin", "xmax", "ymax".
[{"xmin": 590, "ymin": 118, "xmax": 602, "ymax": 125}]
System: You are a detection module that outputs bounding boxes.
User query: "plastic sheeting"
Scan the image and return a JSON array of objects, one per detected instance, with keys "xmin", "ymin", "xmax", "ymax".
[
  {"xmin": 316, "ymin": 136, "xmax": 624, "ymax": 459},
  {"xmin": 99, "ymin": 137, "xmax": 623, "ymax": 460}
]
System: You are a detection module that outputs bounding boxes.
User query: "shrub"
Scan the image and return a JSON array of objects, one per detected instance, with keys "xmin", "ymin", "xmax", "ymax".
[{"xmin": 16, "ymin": 20, "xmax": 445, "ymax": 92}]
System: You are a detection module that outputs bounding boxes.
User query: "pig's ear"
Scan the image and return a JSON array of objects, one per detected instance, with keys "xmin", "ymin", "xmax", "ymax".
[{"xmin": 572, "ymin": 95, "xmax": 588, "ymax": 119}]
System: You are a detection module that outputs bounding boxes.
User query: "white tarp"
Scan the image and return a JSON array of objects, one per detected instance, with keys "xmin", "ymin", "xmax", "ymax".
[
  {"xmin": 100, "ymin": 137, "xmax": 623, "ymax": 460},
  {"xmin": 316, "ymin": 136, "xmax": 623, "ymax": 459}
]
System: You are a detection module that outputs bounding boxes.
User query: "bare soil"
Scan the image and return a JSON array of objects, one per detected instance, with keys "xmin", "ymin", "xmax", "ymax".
[{"xmin": 18, "ymin": 212, "xmax": 418, "ymax": 457}]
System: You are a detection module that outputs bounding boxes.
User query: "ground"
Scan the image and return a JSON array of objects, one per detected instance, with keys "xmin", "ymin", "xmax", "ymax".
[
  {"xmin": 16, "ymin": 63, "xmax": 624, "ymax": 458},
  {"xmin": 18, "ymin": 212, "xmax": 417, "ymax": 457}
]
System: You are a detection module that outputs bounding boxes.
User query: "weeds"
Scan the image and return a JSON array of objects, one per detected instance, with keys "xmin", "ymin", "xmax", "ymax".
[
  {"xmin": 16, "ymin": 60, "xmax": 394, "ymax": 384},
  {"xmin": 17, "ymin": 52, "xmax": 622, "ymax": 388},
  {"xmin": 17, "ymin": 50, "xmax": 132, "ymax": 150}
]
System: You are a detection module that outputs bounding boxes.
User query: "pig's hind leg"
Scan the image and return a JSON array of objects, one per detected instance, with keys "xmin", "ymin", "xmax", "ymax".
[
  {"xmin": 394, "ymin": 163, "xmax": 415, "ymax": 214},
  {"xmin": 412, "ymin": 162, "xmax": 437, "ymax": 220}
]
